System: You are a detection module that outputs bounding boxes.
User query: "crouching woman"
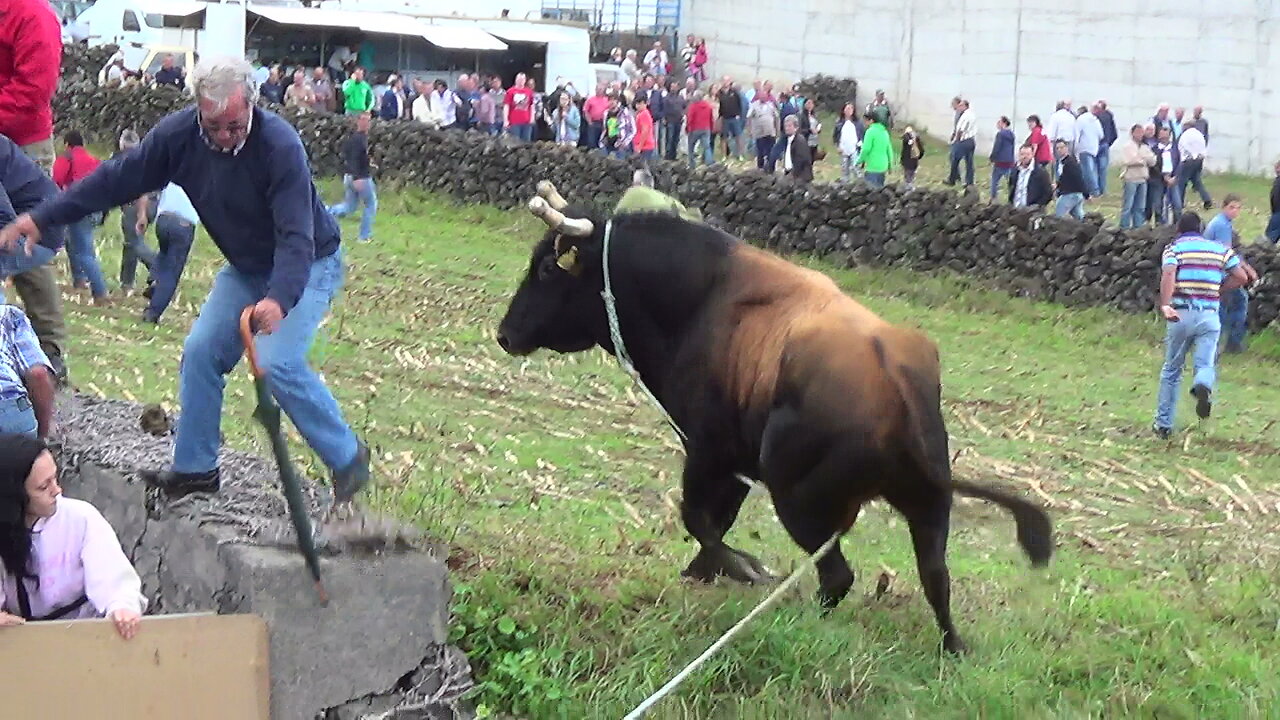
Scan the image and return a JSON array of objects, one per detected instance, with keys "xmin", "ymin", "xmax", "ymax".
[{"xmin": 0, "ymin": 435, "xmax": 147, "ymax": 639}]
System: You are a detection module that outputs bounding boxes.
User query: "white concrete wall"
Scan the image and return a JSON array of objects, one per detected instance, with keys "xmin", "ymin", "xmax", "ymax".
[{"xmin": 685, "ymin": 0, "xmax": 1280, "ymax": 174}]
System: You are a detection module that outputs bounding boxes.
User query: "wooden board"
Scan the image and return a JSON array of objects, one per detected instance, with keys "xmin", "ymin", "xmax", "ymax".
[{"xmin": 0, "ymin": 612, "xmax": 270, "ymax": 719}]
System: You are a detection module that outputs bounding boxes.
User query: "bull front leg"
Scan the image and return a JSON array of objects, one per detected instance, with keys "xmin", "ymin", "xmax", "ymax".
[{"xmin": 677, "ymin": 449, "xmax": 773, "ymax": 585}]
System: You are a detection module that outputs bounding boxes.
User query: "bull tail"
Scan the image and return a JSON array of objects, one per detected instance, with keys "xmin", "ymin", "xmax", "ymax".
[
  {"xmin": 951, "ymin": 480, "xmax": 1053, "ymax": 566},
  {"xmin": 873, "ymin": 331, "xmax": 1053, "ymax": 567}
]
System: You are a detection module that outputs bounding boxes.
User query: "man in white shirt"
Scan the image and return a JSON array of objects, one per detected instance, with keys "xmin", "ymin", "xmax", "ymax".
[
  {"xmin": 1046, "ymin": 100, "xmax": 1076, "ymax": 153},
  {"xmin": 1074, "ymin": 105, "xmax": 1104, "ymax": 197},
  {"xmin": 327, "ymin": 43, "xmax": 357, "ymax": 84},
  {"xmin": 621, "ymin": 50, "xmax": 641, "ymax": 81},
  {"xmin": 643, "ymin": 42, "xmax": 668, "ymax": 76},
  {"xmin": 135, "ymin": 183, "xmax": 199, "ymax": 323},
  {"xmin": 1177, "ymin": 121, "xmax": 1213, "ymax": 210},
  {"xmin": 946, "ymin": 98, "xmax": 976, "ymax": 187}
]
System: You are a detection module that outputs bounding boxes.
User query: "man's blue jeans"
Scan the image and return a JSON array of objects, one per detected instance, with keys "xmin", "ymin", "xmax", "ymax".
[
  {"xmin": 990, "ymin": 166, "xmax": 1013, "ymax": 200},
  {"xmin": 67, "ymin": 218, "xmax": 108, "ymax": 298},
  {"xmin": 173, "ymin": 250, "xmax": 359, "ymax": 474},
  {"xmin": 662, "ymin": 119, "xmax": 682, "ymax": 160},
  {"xmin": 947, "ymin": 138, "xmax": 975, "ymax": 185},
  {"xmin": 509, "ymin": 123, "xmax": 534, "ymax": 142},
  {"xmin": 328, "ymin": 175, "xmax": 377, "ymax": 242},
  {"xmin": 1266, "ymin": 211, "xmax": 1280, "ymax": 243},
  {"xmin": 1055, "ymin": 192, "xmax": 1085, "ymax": 220},
  {"xmin": 1096, "ymin": 144, "xmax": 1111, "ymax": 194},
  {"xmin": 721, "ymin": 116, "xmax": 744, "ymax": 158},
  {"xmin": 1219, "ymin": 288, "xmax": 1248, "ymax": 349},
  {"xmin": 1154, "ymin": 306, "xmax": 1220, "ymax": 430},
  {"xmin": 0, "ymin": 396, "xmax": 36, "ymax": 438},
  {"xmin": 1078, "ymin": 153, "xmax": 1100, "ymax": 197},
  {"xmin": 120, "ymin": 201, "xmax": 157, "ymax": 289},
  {"xmin": 865, "ymin": 172, "xmax": 886, "ymax": 189},
  {"xmin": 688, "ymin": 129, "xmax": 713, "ymax": 167},
  {"xmin": 1120, "ymin": 181, "xmax": 1148, "ymax": 229},
  {"xmin": 147, "ymin": 213, "xmax": 196, "ymax": 320},
  {"xmin": 0, "ymin": 240, "xmax": 56, "ymax": 280}
]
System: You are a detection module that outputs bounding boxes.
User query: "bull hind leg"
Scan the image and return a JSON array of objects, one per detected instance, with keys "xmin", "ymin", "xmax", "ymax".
[
  {"xmin": 769, "ymin": 466, "xmax": 860, "ymax": 609},
  {"xmin": 679, "ymin": 451, "xmax": 772, "ymax": 585},
  {"xmin": 885, "ymin": 485, "xmax": 966, "ymax": 654},
  {"xmin": 760, "ymin": 405, "xmax": 858, "ymax": 608}
]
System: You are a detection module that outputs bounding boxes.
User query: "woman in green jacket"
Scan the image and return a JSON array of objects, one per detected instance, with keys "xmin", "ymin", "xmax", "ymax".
[{"xmin": 855, "ymin": 111, "xmax": 894, "ymax": 188}]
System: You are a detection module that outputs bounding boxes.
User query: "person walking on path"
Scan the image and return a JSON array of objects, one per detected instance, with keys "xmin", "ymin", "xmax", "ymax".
[
  {"xmin": 115, "ymin": 130, "xmax": 158, "ymax": 294},
  {"xmin": 1118, "ymin": 124, "xmax": 1156, "ymax": 229},
  {"xmin": 134, "ymin": 182, "xmax": 199, "ymax": 323},
  {"xmin": 946, "ymin": 97, "xmax": 976, "ymax": 187},
  {"xmin": 855, "ymin": 111, "xmax": 893, "ymax": 188},
  {"xmin": 327, "ymin": 111, "xmax": 377, "ymax": 243},
  {"xmin": 52, "ymin": 131, "xmax": 110, "ymax": 305},
  {"xmin": 1204, "ymin": 194, "xmax": 1256, "ymax": 353},
  {"xmin": 989, "ymin": 116, "xmax": 1016, "ymax": 200},
  {"xmin": 1152, "ymin": 211, "xmax": 1248, "ymax": 438},
  {"xmin": 1053, "ymin": 140, "xmax": 1088, "ymax": 219},
  {"xmin": 0, "ymin": 56, "xmax": 371, "ymax": 503}
]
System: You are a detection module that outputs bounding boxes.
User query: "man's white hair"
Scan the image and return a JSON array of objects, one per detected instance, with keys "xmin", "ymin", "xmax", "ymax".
[{"xmin": 189, "ymin": 55, "xmax": 258, "ymax": 113}]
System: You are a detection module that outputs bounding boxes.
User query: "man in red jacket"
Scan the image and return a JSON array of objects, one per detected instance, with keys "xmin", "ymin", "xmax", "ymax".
[{"xmin": 0, "ymin": 0, "xmax": 69, "ymax": 382}]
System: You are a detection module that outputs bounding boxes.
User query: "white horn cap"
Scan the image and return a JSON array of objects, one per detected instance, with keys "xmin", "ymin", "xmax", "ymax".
[
  {"xmin": 527, "ymin": 196, "xmax": 594, "ymax": 237},
  {"xmin": 536, "ymin": 180, "xmax": 569, "ymax": 211}
]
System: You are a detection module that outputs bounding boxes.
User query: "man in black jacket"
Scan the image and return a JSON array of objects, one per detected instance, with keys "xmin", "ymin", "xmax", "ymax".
[
  {"xmin": 660, "ymin": 79, "xmax": 686, "ymax": 161},
  {"xmin": 1052, "ymin": 139, "xmax": 1087, "ymax": 219},
  {"xmin": 1095, "ymin": 100, "xmax": 1118, "ymax": 194},
  {"xmin": 778, "ymin": 115, "xmax": 812, "ymax": 183},
  {"xmin": 1009, "ymin": 144, "xmax": 1051, "ymax": 209},
  {"xmin": 327, "ymin": 111, "xmax": 377, "ymax": 243},
  {"xmin": 1266, "ymin": 160, "xmax": 1280, "ymax": 243}
]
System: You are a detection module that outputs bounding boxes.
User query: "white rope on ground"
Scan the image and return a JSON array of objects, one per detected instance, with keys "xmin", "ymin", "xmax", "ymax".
[{"xmin": 620, "ymin": 530, "xmax": 843, "ymax": 720}]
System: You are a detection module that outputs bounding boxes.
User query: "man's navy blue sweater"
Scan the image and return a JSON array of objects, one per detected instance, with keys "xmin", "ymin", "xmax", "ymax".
[
  {"xmin": 0, "ymin": 135, "xmax": 64, "ymax": 249},
  {"xmin": 29, "ymin": 105, "xmax": 340, "ymax": 311}
]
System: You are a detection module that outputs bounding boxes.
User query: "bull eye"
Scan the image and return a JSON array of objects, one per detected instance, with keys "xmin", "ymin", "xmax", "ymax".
[{"xmin": 537, "ymin": 255, "xmax": 558, "ymax": 281}]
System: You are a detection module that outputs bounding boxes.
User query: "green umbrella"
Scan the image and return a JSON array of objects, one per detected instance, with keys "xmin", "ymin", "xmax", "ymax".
[{"xmin": 240, "ymin": 307, "xmax": 330, "ymax": 606}]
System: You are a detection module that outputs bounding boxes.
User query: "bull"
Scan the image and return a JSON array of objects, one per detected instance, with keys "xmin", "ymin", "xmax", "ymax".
[{"xmin": 496, "ymin": 182, "xmax": 1052, "ymax": 653}]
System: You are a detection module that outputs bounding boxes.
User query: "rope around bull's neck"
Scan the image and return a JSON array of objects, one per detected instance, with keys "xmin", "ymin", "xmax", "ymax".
[{"xmin": 598, "ymin": 219, "xmax": 844, "ymax": 719}]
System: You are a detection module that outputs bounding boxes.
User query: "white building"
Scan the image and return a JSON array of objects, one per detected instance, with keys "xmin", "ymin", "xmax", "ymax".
[{"xmin": 683, "ymin": 0, "xmax": 1280, "ymax": 174}]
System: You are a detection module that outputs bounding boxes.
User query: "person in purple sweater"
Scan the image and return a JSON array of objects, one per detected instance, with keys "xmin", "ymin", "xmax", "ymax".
[{"xmin": 0, "ymin": 57, "xmax": 370, "ymax": 504}]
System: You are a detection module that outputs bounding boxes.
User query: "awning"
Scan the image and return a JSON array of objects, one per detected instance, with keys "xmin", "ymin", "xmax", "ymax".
[
  {"xmin": 481, "ymin": 22, "xmax": 579, "ymax": 45},
  {"xmin": 419, "ymin": 25, "xmax": 508, "ymax": 51},
  {"xmin": 141, "ymin": 0, "xmax": 206, "ymax": 18},
  {"xmin": 249, "ymin": 7, "xmax": 507, "ymax": 50}
]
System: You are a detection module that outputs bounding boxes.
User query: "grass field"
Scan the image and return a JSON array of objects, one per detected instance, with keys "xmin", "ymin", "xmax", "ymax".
[{"xmin": 54, "ymin": 180, "xmax": 1280, "ymax": 719}]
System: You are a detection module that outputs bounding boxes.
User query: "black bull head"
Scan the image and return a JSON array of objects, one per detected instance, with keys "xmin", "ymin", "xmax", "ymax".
[{"xmin": 496, "ymin": 182, "xmax": 612, "ymax": 357}]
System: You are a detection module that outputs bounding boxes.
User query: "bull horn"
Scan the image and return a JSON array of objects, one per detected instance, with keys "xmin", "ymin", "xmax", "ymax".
[
  {"xmin": 527, "ymin": 196, "xmax": 594, "ymax": 237},
  {"xmin": 535, "ymin": 180, "xmax": 569, "ymax": 211}
]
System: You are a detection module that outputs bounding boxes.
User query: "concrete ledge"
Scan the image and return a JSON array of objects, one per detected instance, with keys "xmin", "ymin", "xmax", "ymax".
[{"xmin": 53, "ymin": 394, "xmax": 474, "ymax": 720}]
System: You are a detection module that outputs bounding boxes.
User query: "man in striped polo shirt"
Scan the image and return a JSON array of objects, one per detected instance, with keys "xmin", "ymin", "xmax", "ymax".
[{"xmin": 1153, "ymin": 212, "xmax": 1249, "ymax": 437}]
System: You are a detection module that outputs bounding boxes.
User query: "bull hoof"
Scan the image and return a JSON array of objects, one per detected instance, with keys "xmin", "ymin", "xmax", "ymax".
[
  {"xmin": 681, "ymin": 546, "xmax": 773, "ymax": 585},
  {"xmin": 817, "ymin": 576, "xmax": 854, "ymax": 611},
  {"xmin": 943, "ymin": 633, "xmax": 969, "ymax": 656}
]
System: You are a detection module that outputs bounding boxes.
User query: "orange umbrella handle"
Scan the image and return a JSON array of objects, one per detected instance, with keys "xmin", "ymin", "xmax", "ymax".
[{"xmin": 239, "ymin": 306, "xmax": 265, "ymax": 379}]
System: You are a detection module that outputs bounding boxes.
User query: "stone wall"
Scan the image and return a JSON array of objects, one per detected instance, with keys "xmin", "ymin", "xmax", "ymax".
[
  {"xmin": 53, "ymin": 394, "xmax": 473, "ymax": 720},
  {"xmin": 53, "ymin": 44, "xmax": 1280, "ymax": 329}
]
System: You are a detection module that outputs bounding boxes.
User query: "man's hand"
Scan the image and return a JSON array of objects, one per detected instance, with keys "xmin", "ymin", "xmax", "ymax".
[
  {"xmin": 252, "ymin": 298, "xmax": 285, "ymax": 334},
  {"xmin": 135, "ymin": 217, "xmax": 148, "ymax": 236},
  {"xmin": 1160, "ymin": 304, "xmax": 1180, "ymax": 322},
  {"xmin": 0, "ymin": 611, "xmax": 25, "ymax": 627},
  {"xmin": 109, "ymin": 608, "xmax": 141, "ymax": 640},
  {"xmin": 352, "ymin": 178, "xmax": 367, "ymax": 193},
  {"xmin": 0, "ymin": 214, "xmax": 40, "ymax": 255},
  {"xmin": 1243, "ymin": 262, "xmax": 1259, "ymax": 285}
]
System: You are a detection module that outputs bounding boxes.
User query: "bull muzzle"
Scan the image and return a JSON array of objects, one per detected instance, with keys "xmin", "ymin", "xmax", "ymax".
[{"xmin": 528, "ymin": 196, "xmax": 594, "ymax": 237}]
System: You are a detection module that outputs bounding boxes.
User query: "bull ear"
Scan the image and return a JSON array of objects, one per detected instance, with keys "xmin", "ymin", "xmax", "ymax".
[{"xmin": 555, "ymin": 245, "xmax": 581, "ymax": 275}]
